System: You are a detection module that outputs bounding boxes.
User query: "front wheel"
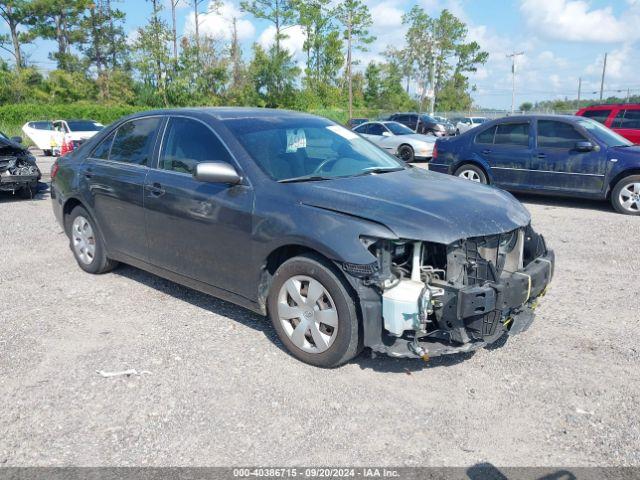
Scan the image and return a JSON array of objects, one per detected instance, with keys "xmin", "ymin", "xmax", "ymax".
[
  {"xmin": 454, "ymin": 164, "xmax": 488, "ymax": 184},
  {"xmin": 66, "ymin": 205, "xmax": 118, "ymax": 274},
  {"xmin": 398, "ymin": 145, "xmax": 415, "ymax": 163},
  {"xmin": 611, "ymin": 175, "xmax": 640, "ymax": 215},
  {"xmin": 267, "ymin": 254, "xmax": 361, "ymax": 368}
]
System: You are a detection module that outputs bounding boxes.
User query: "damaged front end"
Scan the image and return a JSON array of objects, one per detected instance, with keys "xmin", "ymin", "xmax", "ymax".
[
  {"xmin": 0, "ymin": 155, "xmax": 41, "ymax": 197},
  {"xmin": 346, "ymin": 225, "xmax": 554, "ymax": 359}
]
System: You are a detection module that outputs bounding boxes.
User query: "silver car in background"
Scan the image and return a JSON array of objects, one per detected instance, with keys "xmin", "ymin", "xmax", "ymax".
[
  {"xmin": 454, "ymin": 117, "xmax": 488, "ymax": 135},
  {"xmin": 353, "ymin": 121, "xmax": 436, "ymax": 162}
]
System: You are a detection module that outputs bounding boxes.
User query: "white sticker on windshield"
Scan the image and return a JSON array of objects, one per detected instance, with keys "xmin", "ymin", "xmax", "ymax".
[
  {"xmin": 286, "ymin": 128, "xmax": 307, "ymax": 152},
  {"xmin": 327, "ymin": 125, "xmax": 359, "ymax": 140}
]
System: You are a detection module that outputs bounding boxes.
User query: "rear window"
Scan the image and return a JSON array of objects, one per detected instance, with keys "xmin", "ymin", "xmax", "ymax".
[
  {"xmin": 28, "ymin": 121, "xmax": 53, "ymax": 130},
  {"xmin": 66, "ymin": 120, "xmax": 104, "ymax": 132},
  {"xmin": 612, "ymin": 109, "xmax": 640, "ymax": 129},
  {"xmin": 581, "ymin": 109, "xmax": 612, "ymax": 124},
  {"xmin": 475, "ymin": 126, "xmax": 496, "ymax": 144}
]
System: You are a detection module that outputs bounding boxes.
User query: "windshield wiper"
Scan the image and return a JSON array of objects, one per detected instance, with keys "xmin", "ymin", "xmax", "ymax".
[
  {"xmin": 278, "ymin": 175, "xmax": 332, "ymax": 183},
  {"xmin": 354, "ymin": 167, "xmax": 405, "ymax": 176}
]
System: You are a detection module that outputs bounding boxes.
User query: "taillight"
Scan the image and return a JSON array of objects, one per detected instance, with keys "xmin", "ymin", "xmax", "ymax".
[
  {"xmin": 432, "ymin": 143, "xmax": 438, "ymax": 160},
  {"xmin": 51, "ymin": 161, "xmax": 60, "ymax": 180}
]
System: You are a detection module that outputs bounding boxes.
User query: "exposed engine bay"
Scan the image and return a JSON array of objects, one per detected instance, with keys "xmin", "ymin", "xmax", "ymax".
[
  {"xmin": 0, "ymin": 155, "xmax": 41, "ymax": 197},
  {"xmin": 346, "ymin": 225, "xmax": 554, "ymax": 358}
]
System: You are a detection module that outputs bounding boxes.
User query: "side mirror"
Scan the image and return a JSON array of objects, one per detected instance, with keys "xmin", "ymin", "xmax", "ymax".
[
  {"xmin": 575, "ymin": 141, "xmax": 595, "ymax": 152},
  {"xmin": 193, "ymin": 162, "xmax": 242, "ymax": 185},
  {"xmin": 382, "ymin": 131, "xmax": 392, "ymax": 137},
  {"xmin": 11, "ymin": 136, "xmax": 22, "ymax": 144}
]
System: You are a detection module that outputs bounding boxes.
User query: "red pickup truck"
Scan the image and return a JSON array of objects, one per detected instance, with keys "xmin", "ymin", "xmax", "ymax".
[{"xmin": 576, "ymin": 104, "xmax": 640, "ymax": 144}]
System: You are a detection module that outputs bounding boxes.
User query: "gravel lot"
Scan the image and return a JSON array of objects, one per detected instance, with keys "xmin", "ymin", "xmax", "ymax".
[{"xmin": 1, "ymin": 154, "xmax": 639, "ymax": 467}]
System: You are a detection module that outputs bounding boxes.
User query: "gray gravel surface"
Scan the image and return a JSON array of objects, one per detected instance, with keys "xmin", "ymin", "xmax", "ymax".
[{"xmin": 1, "ymin": 167, "xmax": 639, "ymax": 467}]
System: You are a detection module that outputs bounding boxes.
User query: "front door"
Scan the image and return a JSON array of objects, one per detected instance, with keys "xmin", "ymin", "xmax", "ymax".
[
  {"xmin": 530, "ymin": 119, "xmax": 607, "ymax": 194},
  {"xmin": 144, "ymin": 116, "xmax": 255, "ymax": 298},
  {"xmin": 82, "ymin": 117, "xmax": 162, "ymax": 261}
]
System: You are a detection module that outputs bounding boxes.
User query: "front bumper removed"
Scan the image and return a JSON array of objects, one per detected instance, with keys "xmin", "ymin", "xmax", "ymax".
[{"xmin": 368, "ymin": 249, "xmax": 555, "ymax": 359}]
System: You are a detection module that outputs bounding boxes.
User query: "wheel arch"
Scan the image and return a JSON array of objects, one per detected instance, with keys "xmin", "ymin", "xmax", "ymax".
[
  {"xmin": 453, "ymin": 160, "xmax": 492, "ymax": 184},
  {"xmin": 606, "ymin": 169, "xmax": 640, "ymax": 198}
]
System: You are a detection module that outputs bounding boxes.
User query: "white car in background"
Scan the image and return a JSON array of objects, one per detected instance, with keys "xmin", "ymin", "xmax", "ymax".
[
  {"xmin": 22, "ymin": 119, "xmax": 104, "ymax": 156},
  {"xmin": 454, "ymin": 117, "xmax": 488, "ymax": 135},
  {"xmin": 353, "ymin": 121, "xmax": 436, "ymax": 162}
]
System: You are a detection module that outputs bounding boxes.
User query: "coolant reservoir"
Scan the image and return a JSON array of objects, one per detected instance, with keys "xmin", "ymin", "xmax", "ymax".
[{"xmin": 382, "ymin": 279, "xmax": 424, "ymax": 336}]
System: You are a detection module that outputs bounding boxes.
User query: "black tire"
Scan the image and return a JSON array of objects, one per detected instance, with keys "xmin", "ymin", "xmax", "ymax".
[
  {"xmin": 611, "ymin": 175, "xmax": 640, "ymax": 215},
  {"xmin": 454, "ymin": 163, "xmax": 488, "ymax": 184},
  {"xmin": 43, "ymin": 149, "xmax": 52, "ymax": 157},
  {"xmin": 66, "ymin": 205, "xmax": 118, "ymax": 274},
  {"xmin": 267, "ymin": 254, "xmax": 362, "ymax": 368},
  {"xmin": 398, "ymin": 144, "xmax": 415, "ymax": 163},
  {"xmin": 456, "ymin": 128, "xmax": 460, "ymax": 135}
]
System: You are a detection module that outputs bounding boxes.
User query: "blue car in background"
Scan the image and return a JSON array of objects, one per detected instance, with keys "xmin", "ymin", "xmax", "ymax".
[{"xmin": 430, "ymin": 115, "xmax": 640, "ymax": 215}]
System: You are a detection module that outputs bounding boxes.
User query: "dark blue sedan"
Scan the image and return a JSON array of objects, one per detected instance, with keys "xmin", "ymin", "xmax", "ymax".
[{"xmin": 431, "ymin": 115, "xmax": 640, "ymax": 214}]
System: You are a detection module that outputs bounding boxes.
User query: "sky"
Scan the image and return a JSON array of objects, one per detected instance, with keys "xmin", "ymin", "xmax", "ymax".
[{"xmin": 9, "ymin": 0, "xmax": 640, "ymax": 110}]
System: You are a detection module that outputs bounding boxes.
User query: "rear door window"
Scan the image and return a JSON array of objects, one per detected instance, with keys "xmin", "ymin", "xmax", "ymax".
[
  {"xmin": 109, "ymin": 117, "xmax": 161, "ymax": 166},
  {"xmin": 159, "ymin": 117, "xmax": 232, "ymax": 175},
  {"xmin": 494, "ymin": 122, "xmax": 530, "ymax": 146},
  {"xmin": 582, "ymin": 109, "xmax": 612, "ymax": 124},
  {"xmin": 367, "ymin": 123, "xmax": 386, "ymax": 136},
  {"xmin": 537, "ymin": 120, "xmax": 587, "ymax": 149},
  {"xmin": 475, "ymin": 126, "xmax": 496, "ymax": 144},
  {"xmin": 353, "ymin": 124, "xmax": 368, "ymax": 134},
  {"xmin": 612, "ymin": 109, "xmax": 640, "ymax": 129}
]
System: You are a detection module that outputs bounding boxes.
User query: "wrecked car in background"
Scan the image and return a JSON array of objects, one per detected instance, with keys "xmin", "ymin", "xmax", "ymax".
[
  {"xmin": 51, "ymin": 108, "xmax": 554, "ymax": 367},
  {"xmin": 0, "ymin": 132, "xmax": 40, "ymax": 198}
]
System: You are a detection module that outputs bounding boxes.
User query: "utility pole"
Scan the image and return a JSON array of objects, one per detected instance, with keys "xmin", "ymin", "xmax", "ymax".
[
  {"xmin": 626, "ymin": 88, "xmax": 630, "ymax": 104},
  {"xmin": 599, "ymin": 52, "xmax": 607, "ymax": 101},
  {"xmin": 577, "ymin": 77, "xmax": 582, "ymax": 106},
  {"xmin": 507, "ymin": 51, "xmax": 524, "ymax": 114}
]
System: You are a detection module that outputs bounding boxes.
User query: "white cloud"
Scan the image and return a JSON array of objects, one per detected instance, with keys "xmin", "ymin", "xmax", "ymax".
[
  {"xmin": 370, "ymin": 3, "xmax": 404, "ymax": 29},
  {"xmin": 184, "ymin": 1, "xmax": 255, "ymax": 41},
  {"xmin": 257, "ymin": 24, "xmax": 307, "ymax": 61},
  {"xmin": 520, "ymin": 0, "xmax": 640, "ymax": 43}
]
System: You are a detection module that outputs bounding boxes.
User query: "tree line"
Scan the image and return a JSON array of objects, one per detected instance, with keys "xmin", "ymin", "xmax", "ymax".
[{"xmin": 0, "ymin": 0, "xmax": 488, "ymax": 115}]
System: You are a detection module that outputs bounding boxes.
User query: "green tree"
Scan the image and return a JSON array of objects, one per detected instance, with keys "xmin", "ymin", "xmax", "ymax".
[
  {"xmin": 364, "ymin": 61, "xmax": 381, "ymax": 106},
  {"xmin": 335, "ymin": 0, "xmax": 373, "ymax": 119},
  {"xmin": 247, "ymin": 42, "xmax": 299, "ymax": 107},
  {"xmin": 30, "ymin": 0, "xmax": 90, "ymax": 71},
  {"xmin": 0, "ymin": 1, "xmax": 36, "ymax": 69},
  {"xmin": 519, "ymin": 101, "xmax": 533, "ymax": 112}
]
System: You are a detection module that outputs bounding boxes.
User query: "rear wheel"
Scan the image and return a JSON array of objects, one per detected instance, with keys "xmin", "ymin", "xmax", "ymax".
[
  {"xmin": 398, "ymin": 145, "xmax": 415, "ymax": 163},
  {"xmin": 611, "ymin": 175, "xmax": 640, "ymax": 215},
  {"xmin": 454, "ymin": 164, "xmax": 488, "ymax": 184},
  {"xmin": 456, "ymin": 128, "xmax": 460, "ymax": 135},
  {"xmin": 66, "ymin": 205, "xmax": 118, "ymax": 274},
  {"xmin": 267, "ymin": 254, "xmax": 361, "ymax": 368}
]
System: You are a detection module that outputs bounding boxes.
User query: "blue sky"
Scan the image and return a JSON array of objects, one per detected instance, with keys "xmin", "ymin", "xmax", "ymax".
[{"xmin": 10, "ymin": 0, "xmax": 640, "ymax": 109}]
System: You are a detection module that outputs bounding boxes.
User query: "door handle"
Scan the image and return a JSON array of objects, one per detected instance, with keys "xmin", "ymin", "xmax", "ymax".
[
  {"xmin": 146, "ymin": 182, "xmax": 165, "ymax": 197},
  {"xmin": 537, "ymin": 153, "xmax": 547, "ymax": 159},
  {"xmin": 482, "ymin": 149, "xmax": 491, "ymax": 154},
  {"xmin": 84, "ymin": 168, "xmax": 93, "ymax": 178}
]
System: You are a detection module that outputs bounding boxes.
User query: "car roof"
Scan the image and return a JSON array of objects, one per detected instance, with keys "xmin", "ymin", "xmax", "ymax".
[
  {"xmin": 581, "ymin": 103, "xmax": 640, "ymax": 109},
  {"xmin": 117, "ymin": 107, "xmax": 323, "ymax": 122},
  {"xmin": 484, "ymin": 114, "xmax": 580, "ymax": 123}
]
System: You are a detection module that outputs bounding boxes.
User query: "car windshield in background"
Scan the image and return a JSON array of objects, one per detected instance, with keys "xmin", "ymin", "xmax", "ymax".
[
  {"xmin": 420, "ymin": 115, "xmax": 437, "ymax": 123},
  {"xmin": 67, "ymin": 121, "xmax": 104, "ymax": 132},
  {"xmin": 225, "ymin": 117, "xmax": 405, "ymax": 182},
  {"xmin": 473, "ymin": 118, "xmax": 487, "ymax": 123},
  {"xmin": 385, "ymin": 122, "xmax": 415, "ymax": 135},
  {"xmin": 577, "ymin": 118, "xmax": 633, "ymax": 147}
]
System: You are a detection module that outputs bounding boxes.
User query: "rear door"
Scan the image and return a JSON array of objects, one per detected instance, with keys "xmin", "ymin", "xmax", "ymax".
[
  {"xmin": 611, "ymin": 108, "xmax": 640, "ymax": 144},
  {"xmin": 144, "ymin": 116, "xmax": 255, "ymax": 297},
  {"xmin": 476, "ymin": 121, "xmax": 532, "ymax": 188},
  {"xmin": 530, "ymin": 119, "xmax": 607, "ymax": 194},
  {"xmin": 83, "ymin": 116, "xmax": 162, "ymax": 261}
]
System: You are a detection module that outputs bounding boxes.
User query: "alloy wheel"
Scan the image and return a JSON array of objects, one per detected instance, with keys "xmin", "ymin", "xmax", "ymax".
[
  {"xmin": 619, "ymin": 182, "xmax": 640, "ymax": 212},
  {"xmin": 277, "ymin": 275, "xmax": 338, "ymax": 354},
  {"xmin": 71, "ymin": 215, "xmax": 96, "ymax": 265},
  {"xmin": 458, "ymin": 169, "xmax": 482, "ymax": 182}
]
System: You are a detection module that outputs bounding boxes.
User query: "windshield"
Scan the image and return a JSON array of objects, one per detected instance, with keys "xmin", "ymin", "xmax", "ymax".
[
  {"xmin": 420, "ymin": 115, "xmax": 436, "ymax": 123},
  {"xmin": 384, "ymin": 122, "xmax": 414, "ymax": 135},
  {"xmin": 225, "ymin": 117, "xmax": 405, "ymax": 182},
  {"xmin": 577, "ymin": 118, "xmax": 633, "ymax": 147},
  {"xmin": 66, "ymin": 120, "xmax": 104, "ymax": 132}
]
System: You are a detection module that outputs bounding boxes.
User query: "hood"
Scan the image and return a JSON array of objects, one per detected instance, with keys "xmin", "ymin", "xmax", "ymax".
[
  {"xmin": 610, "ymin": 145, "xmax": 640, "ymax": 156},
  {"xmin": 295, "ymin": 167, "xmax": 531, "ymax": 245}
]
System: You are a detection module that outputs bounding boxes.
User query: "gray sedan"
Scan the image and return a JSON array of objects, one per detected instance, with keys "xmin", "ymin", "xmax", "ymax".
[{"xmin": 353, "ymin": 121, "xmax": 436, "ymax": 162}]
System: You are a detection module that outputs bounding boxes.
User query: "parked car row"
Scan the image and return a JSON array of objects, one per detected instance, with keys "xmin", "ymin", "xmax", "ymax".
[{"xmin": 352, "ymin": 121, "xmax": 436, "ymax": 161}]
